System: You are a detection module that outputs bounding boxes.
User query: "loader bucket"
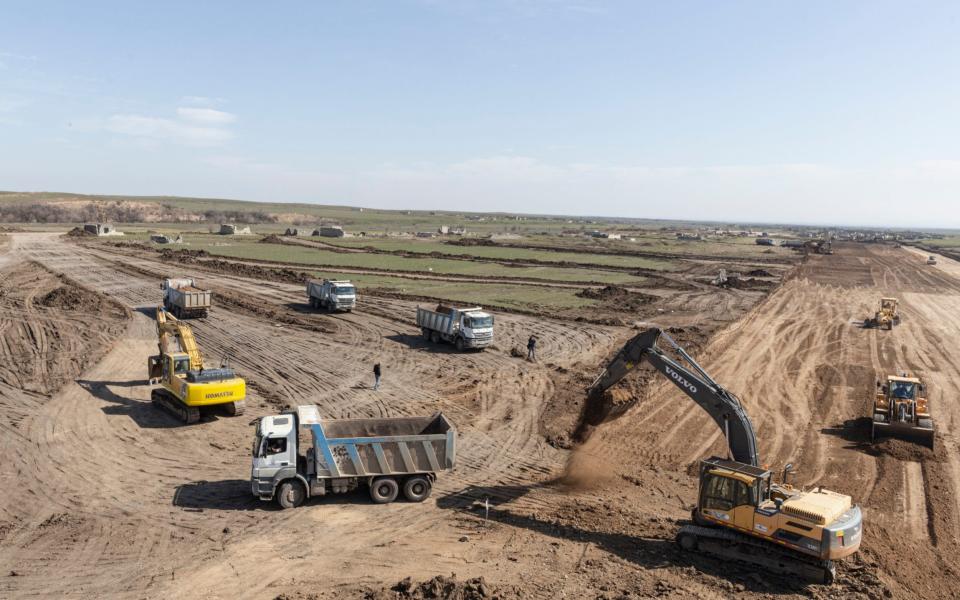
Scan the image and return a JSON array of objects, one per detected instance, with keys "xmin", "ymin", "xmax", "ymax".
[{"xmin": 872, "ymin": 420, "xmax": 935, "ymax": 450}]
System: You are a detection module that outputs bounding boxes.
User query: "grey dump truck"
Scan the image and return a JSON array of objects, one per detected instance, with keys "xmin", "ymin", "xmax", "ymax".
[
  {"xmin": 306, "ymin": 279, "xmax": 356, "ymax": 312},
  {"xmin": 162, "ymin": 277, "xmax": 211, "ymax": 319},
  {"xmin": 416, "ymin": 304, "xmax": 494, "ymax": 351},
  {"xmin": 251, "ymin": 405, "xmax": 456, "ymax": 508}
]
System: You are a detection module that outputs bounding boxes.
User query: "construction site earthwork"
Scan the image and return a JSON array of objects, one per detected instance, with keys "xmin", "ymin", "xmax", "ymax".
[{"xmin": 2, "ymin": 213, "xmax": 960, "ymax": 600}]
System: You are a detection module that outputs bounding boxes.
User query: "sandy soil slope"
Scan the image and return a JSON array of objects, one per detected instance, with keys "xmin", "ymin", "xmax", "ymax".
[{"xmin": 0, "ymin": 236, "xmax": 957, "ymax": 599}]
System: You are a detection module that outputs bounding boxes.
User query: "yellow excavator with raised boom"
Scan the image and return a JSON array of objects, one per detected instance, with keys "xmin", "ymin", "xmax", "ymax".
[
  {"xmin": 581, "ymin": 327, "xmax": 862, "ymax": 584},
  {"xmin": 148, "ymin": 306, "xmax": 246, "ymax": 424}
]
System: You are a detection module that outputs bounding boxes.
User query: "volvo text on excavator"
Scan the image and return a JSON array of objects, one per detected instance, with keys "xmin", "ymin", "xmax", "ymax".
[
  {"xmin": 148, "ymin": 306, "xmax": 246, "ymax": 424},
  {"xmin": 581, "ymin": 327, "xmax": 862, "ymax": 584}
]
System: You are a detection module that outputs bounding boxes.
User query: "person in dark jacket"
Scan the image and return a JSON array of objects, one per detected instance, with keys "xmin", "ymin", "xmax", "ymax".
[
  {"xmin": 526, "ymin": 336, "xmax": 537, "ymax": 361},
  {"xmin": 373, "ymin": 362, "xmax": 382, "ymax": 390}
]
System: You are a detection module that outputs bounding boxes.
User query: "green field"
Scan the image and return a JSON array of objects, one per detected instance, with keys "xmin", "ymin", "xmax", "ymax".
[{"xmin": 110, "ymin": 233, "xmax": 649, "ymax": 285}]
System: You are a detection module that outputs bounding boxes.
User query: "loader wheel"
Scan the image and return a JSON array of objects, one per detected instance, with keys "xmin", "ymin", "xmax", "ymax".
[
  {"xmin": 402, "ymin": 476, "xmax": 432, "ymax": 502},
  {"xmin": 370, "ymin": 477, "xmax": 399, "ymax": 504},
  {"xmin": 277, "ymin": 480, "xmax": 306, "ymax": 509},
  {"xmin": 677, "ymin": 531, "xmax": 698, "ymax": 551}
]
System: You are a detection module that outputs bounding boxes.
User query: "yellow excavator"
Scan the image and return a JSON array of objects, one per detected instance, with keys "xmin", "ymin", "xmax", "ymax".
[
  {"xmin": 581, "ymin": 327, "xmax": 862, "ymax": 584},
  {"xmin": 148, "ymin": 306, "xmax": 246, "ymax": 424},
  {"xmin": 872, "ymin": 374, "xmax": 934, "ymax": 448}
]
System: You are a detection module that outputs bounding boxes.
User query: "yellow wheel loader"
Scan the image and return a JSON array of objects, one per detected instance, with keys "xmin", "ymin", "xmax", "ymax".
[
  {"xmin": 581, "ymin": 328, "xmax": 862, "ymax": 584},
  {"xmin": 147, "ymin": 306, "xmax": 246, "ymax": 424},
  {"xmin": 864, "ymin": 297, "xmax": 900, "ymax": 330},
  {"xmin": 872, "ymin": 374, "xmax": 934, "ymax": 448}
]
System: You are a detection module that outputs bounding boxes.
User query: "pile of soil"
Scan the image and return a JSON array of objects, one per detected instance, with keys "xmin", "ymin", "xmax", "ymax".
[
  {"xmin": 867, "ymin": 438, "xmax": 939, "ymax": 462},
  {"xmin": 365, "ymin": 575, "xmax": 510, "ymax": 600},
  {"xmin": 203, "ymin": 259, "xmax": 310, "ymax": 285},
  {"xmin": 36, "ymin": 284, "xmax": 125, "ymax": 318},
  {"xmin": 158, "ymin": 248, "xmax": 209, "ymax": 263},
  {"xmin": 576, "ymin": 285, "xmax": 656, "ymax": 310},
  {"xmin": 66, "ymin": 227, "xmax": 94, "ymax": 237},
  {"xmin": 259, "ymin": 234, "xmax": 285, "ymax": 244},
  {"xmin": 745, "ymin": 268, "xmax": 774, "ymax": 277},
  {"xmin": 445, "ymin": 238, "xmax": 497, "ymax": 247}
]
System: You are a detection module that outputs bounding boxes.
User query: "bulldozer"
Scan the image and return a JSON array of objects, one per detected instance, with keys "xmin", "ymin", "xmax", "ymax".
[
  {"xmin": 871, "ymin": 374, "xmax": 934, "ymax": 448},
  {"xmin": 148, "ymin": 306, "xmax": 246, "ymax": 424},
  {"xmin": 863, "ymin": 297, "xmax": 900, "ymax": 330},
  {"xmin": 580, "ymin": 327, "xmax": 862, "ymax": 583}
]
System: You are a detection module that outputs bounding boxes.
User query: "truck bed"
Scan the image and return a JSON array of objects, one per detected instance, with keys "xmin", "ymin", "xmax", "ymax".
[{"xmin": 302, "ymin": 409, "xmax": 456, "ymax": 478}]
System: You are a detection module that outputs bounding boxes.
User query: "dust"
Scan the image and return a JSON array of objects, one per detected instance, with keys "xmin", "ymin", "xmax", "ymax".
[{"xmin": 555, "ymin": 438, "xmax": 619, "ymax": 491}]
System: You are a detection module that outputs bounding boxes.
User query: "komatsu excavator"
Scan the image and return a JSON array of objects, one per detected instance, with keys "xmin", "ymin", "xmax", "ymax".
[
  {"xmin": 148, "ymin": 306, "xmax": 246, "ymax": 424},
  {"xmin": 583, "ymin": 327, "xmax": 862, "ymax": 584}
]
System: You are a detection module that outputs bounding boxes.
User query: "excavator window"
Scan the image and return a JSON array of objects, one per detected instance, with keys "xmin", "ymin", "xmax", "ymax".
[
  {"xmin": 174, "ymin": 357, "xmax": 190, "ymax": 375},
  {"xmin": 702, "ymin": 474, "xmax": 752, "ymax": 511}
]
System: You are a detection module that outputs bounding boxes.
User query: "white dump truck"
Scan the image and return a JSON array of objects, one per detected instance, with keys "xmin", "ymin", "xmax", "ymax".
[
  {"xmin": 306, "ymin": 279, "xmax": 356, "ymax": 312},
  {"xmin": 250, "ymin": 405, "xmax": 456, "ymax": 508},
  {"xmin": 162, "ymin": 277, "xmax": 211, "ymax": 319},
  {"xmin": 416, "ymin": 304, "xmax": 494, "ymax": 350}
]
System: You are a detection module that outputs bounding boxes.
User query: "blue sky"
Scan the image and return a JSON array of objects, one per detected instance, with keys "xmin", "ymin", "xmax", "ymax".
[{"xmin": 2, "ymin": 1, "xmax": 960, "ymax": 226}]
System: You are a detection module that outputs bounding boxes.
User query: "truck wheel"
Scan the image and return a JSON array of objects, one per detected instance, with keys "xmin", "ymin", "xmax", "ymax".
[
  {"xmin": 369, "ymin": 477, "xmax": 399, "ymax": 504},
  {"xmin": 422, "ymin": 328, "xmax": 431, "ymax": 341},
  {"xmin": 403, "ymin": 476, "xmax": 432, "ymax": 502},
  {"xmin": 430, "ymin": 331, "xmax": 440, "ymax": 344},
  {"xmin": 455, "ymin": 337, "xmax": 465, "ymax": 351},
  {"xmin": 277, "ymin": 480, "xmax": 305, "ymax": 509}
]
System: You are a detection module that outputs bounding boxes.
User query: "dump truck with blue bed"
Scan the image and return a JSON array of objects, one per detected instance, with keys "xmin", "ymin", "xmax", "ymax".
[{"xmin": 251, "ymin": 405, "xmax": 456, "ymax": 508}]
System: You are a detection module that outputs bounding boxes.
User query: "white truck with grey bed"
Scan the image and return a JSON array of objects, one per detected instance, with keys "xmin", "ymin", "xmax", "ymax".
[
  {"xmin": 306, "ymin": 279, "xmax": 356, "ymax": 312},
  {"xmin": 416, "ymin": 304, "xmax": 494, "ymax": 350},
  {"xmin": 251, "ymin": 405, "xmax": 456, "ymax": 508}
]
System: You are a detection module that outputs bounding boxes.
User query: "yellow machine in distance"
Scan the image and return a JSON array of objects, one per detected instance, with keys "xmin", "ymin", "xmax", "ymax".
[
  {"xmin": 872, "ymin": 374, "xmax": 934, "ymax": 448},
  {"xmin": 148, "ymin": 306, "xmax": 246, "ymax": 424},
  {"xmin": 864, "ymin": 297, "xmax": 900, "ymax": 330}
]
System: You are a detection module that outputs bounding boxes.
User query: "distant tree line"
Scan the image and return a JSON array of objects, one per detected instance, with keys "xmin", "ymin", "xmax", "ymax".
[{"xmin": 0, "ymin": 201, "xmax": 279, "ymax": 224}]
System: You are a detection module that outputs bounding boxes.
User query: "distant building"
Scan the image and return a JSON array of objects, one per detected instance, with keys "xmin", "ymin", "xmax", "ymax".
[
  {"xmin": 438, "ymin": 225, "xmax": 450, "ymax": 235},
  {"xmin": 284, "ymin": 228, "xmax": 300, "ymax": 236},
  {"xmin": 314, "ymin": 226, "xmax": 345, "ymax": 238},
  {"xmin": 150, "ymin": 234, "xmax": 182, "ymax": 244},
  {"xmin": 416, "ymin": 231, "xmax": 436, "ymax": 238},
  {"xmin": 219, "ymin": 224, "xmax": 251, "ymax": 235},
  {"xmin": 83, "ymin": 223, "xmax": 123, "ymax": 236},
  {"xmin": 591, "ymin": 231, "xmax": 621, "ymax": 240},
  {"xmin": 676, "ymin": 232, "xmax": 702, "ymax": 241}
]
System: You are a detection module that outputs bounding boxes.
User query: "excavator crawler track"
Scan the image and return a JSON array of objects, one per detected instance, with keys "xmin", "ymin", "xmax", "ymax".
[
  {"xmin": 677, "ymin": 524, "xmax": 836, "ymax": 584},
  {"xmin": 151, "ymin": 388, "xmax": 200, "ymax": 424}
]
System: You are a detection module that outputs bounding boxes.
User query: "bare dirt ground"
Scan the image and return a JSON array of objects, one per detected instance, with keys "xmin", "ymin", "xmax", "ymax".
[{"xmin": 0, "ymin": 236, "xmax": 957, "ymax": 599}]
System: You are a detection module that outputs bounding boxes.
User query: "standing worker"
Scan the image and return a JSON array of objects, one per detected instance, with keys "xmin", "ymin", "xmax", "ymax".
[
  {"xmin": 373, "ymin": 362, "xmax": 382, "ymax": 390},
  {"xmin": 527, "ymin": 335, "xmax": 537, "ymax": 362}
]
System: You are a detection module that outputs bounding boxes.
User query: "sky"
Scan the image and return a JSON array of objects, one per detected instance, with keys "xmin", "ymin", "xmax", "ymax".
[{"xmin": 2, "ymin": 0, "xmax": 960, "ymax": 227}]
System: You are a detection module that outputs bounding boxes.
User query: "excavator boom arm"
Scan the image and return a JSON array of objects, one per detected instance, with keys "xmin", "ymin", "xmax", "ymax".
[
  {"xmin": 156, "ymin": 306, "xmax": 204, "ymax": 371},
  {"xmin": 587, "ymin": 327, "xmax": 760, "ymax": 467}
]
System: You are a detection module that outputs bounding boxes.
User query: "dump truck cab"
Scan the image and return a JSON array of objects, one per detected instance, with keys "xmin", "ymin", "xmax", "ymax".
[
  {"xmin": 696, "ymin": 458, "xmax": 862, "ymax": 565},
  {"xmin": 872, "ymin": 375, "xmax": 933, "ymax": 447}
]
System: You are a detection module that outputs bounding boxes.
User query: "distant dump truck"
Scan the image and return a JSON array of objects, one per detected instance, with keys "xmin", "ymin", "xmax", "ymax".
[
  {"xmin": 416, "ymin": 304, "xmax": 494, "ymax": 351},
  {"xmin": 927, "ymin": 255, "xmax": 938, "ymax": 265},
  {"xmin": 251, "ymin": 405, "xmax": 456, "ymax": 508},
  {"xmin": 306, "ymin": 279, "xmax": 356, "ymax": 312},
  {"xmin": 162, "ymin": 278, "xmax": 211, "ymax": 319}
]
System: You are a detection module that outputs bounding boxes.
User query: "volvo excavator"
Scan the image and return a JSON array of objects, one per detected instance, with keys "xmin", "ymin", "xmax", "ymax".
[
  {"xmin": 148, "ymin": 306, "xmax": 246, "ymax": 424},
  {"xmin": 582, "ymin": 327, "xmax": 862, "ymax": 584}
]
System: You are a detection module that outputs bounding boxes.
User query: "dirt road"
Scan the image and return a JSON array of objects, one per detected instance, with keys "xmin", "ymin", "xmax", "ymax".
[{"xmin": 1, "ymin": 236, "xmax": 957, "ymax": 599}]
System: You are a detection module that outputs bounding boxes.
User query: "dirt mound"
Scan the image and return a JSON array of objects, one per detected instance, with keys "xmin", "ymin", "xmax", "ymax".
[
  {"xmin": 36, "ymin": 283, "xmax": 125, "ymax": 317},
  {"xmin": 445, "ymin": 238, "xmax": 497, "ymax": 247},
  {"xmin": 867, "ymin": 438, "xmax": 939, "ymax": 462},
  {"xmin": 576, "ymin": 285, "xmax": 656, "ymax": 310},
  {"xmin": 158, "ymin": 248, "xmax": 209, "ymax": 263},
  {"xmin": 66, "ymin": 226, "xmax": 94, "ymax": 237},
  {"xmin": 203, "ymin": 259, "xmax": 310, "ymax": 284},
  {"xmin": 745, "ymin": 268, "xmax": 774, "ymax": 277},
  {"xmin": 260, "ymin": 234, "xmax": 285, "ymax": 244},
  {"xmin": 365, "ymin": 575, "xmax": 509, "ymax": 600}
]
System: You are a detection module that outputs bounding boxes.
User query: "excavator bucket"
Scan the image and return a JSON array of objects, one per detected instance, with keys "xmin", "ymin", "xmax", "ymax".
[{"xmin": 872, "ymin": 419, "xmax": 935, "ymax": 449}]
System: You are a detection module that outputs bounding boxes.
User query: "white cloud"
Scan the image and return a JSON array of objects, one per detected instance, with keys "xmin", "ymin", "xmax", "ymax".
[
  {"xmin": 177, "ymin": 107, "xmax": 236, "ymax": 124},
  {"xmin": 106, "ymin": 114, "xmax": 233, "ymax": 146}
]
